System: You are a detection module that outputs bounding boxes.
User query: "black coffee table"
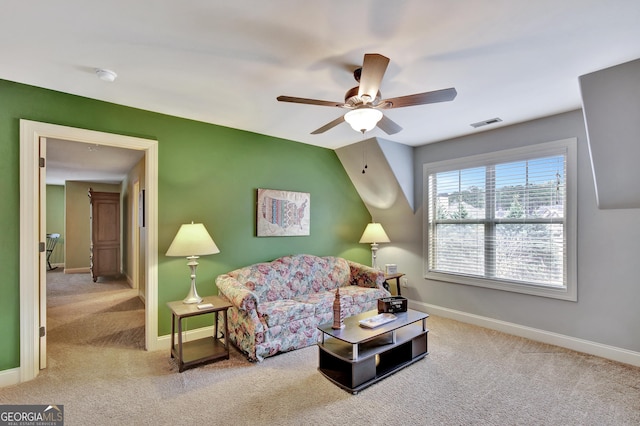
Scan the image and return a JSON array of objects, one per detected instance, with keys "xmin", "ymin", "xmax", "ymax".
[{"xmin": 317, "ymin": 309, "xmax": 429, "ymax": 394}]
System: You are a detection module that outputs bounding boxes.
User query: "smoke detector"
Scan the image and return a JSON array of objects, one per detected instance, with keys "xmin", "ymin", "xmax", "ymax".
[{"xmin": 95, "ymin": 68, "xmax": 117, "ymax": 82}]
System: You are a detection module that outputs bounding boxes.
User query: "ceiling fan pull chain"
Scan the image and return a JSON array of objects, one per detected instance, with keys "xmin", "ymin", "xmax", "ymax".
[{"xmin": 362, "ymin": 142, "xmax": 368, "ymax": 174}]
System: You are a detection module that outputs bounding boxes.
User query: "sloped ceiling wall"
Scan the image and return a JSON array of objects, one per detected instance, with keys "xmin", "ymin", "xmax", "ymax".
[
  {"xmin": 335, "ymin": 138, "xmax": 417, "ymax": 243},
  {"xmin": 579, "ymin": 57, "xmax": 640, "ymax": 209},
  {"xmin": 336, "ymin": 138, "xmax": 414, "ymax": 210}
]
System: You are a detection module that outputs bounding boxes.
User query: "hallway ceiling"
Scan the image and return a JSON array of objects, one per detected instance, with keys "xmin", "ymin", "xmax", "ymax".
[
  {"xmin": 46, "ymin": 139, "xmax": 144, "ymax": 185},
  {"xmin": 4, "ymin": 1, "xmax": 640, "ymax": 155}
]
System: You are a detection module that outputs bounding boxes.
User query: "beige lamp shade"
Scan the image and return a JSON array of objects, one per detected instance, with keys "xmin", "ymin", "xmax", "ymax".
[
  {"xmin": 359, "ymin": 222, "xmax": 390, "ymax": 270},
  {"xmin": 166, "ymin": 222, "xmax": 219, "ymax": 257},
  {"xmin": 359, "ymin": 222, "xmax": 391, "ymax": 244}
]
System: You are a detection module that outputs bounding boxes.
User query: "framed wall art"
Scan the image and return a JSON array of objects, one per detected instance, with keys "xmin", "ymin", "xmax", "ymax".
[{"xmin": 257, "ymin": 188, "xmax": 310, "ymax": 237}]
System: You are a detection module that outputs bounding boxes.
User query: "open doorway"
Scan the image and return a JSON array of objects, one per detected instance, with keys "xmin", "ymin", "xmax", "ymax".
[
  {"xmin": 43, "ymin": 149, "xmax": 144, "ymax": 367},
  {"xmin": 19, "ymin": 120, "xmax": 159, "ymax": 383},
  {"xmin": 46, "ymin": 139, "xmax": 143, "ymax": 284}
]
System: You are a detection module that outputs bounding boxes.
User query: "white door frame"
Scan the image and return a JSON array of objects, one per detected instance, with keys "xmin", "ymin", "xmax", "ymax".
[
  {"xmin": 132, "ymin": 180, "xmax": 141, "ymax": 292},
  {"xmin": 19, "ymin": 120, "xmax": 159, "ymax": 383},
  {"xmin": 38, "ymin": 137, "xmax": 48, "ymax": 369}
]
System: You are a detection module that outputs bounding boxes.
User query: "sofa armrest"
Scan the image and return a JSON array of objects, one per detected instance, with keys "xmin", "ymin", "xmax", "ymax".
[
  {"xmin": 216, "ymin": 274, "xmax": 259, "ymax": 312},
  {"xmin": 347, "ymin": 260, "xmax": 386, "ymax": 289}
]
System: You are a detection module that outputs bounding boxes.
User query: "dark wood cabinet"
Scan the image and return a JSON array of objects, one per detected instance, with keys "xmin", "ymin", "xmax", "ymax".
[{"xmin": 88, "ymin": 189, "xmax": 121, "ymax": 282}]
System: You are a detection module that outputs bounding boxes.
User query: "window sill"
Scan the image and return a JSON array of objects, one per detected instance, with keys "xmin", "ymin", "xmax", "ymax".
[{"xmin": 425, "ymin": 271, "xmax": 577, "ymax": 301}]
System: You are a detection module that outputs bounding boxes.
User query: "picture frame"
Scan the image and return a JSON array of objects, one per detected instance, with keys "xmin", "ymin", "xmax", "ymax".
[
  {"xmin": 385, "ymin": 264, "xmax": 398, "ymax": 275},
  {"xmin": 257, "ymin": 188, "xmax": 310, "ymax": 237}
]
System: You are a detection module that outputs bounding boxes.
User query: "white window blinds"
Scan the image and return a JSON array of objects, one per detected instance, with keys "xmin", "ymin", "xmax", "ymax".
[{"xmin": 424, "ymin": 139, "xmax": 577, "ymax": 299}]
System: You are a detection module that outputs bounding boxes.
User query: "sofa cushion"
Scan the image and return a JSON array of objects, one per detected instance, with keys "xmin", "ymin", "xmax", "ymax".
[
  {"xmin": 228, "ymin": 254, "xmax": 351, "ymax": 303},
  {"xmin": 257, "ymin": 299, "xmax": 315, "ymax": 327},
  {"xmin": 293, "ymin": 291, "xmax": 354, "ymax": 322},
  {"xmin": 339, "ymin": 285, "xmax": 389, "ymax": 305}
]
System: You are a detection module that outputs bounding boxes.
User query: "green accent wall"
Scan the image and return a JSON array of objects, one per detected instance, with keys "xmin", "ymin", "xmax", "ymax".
[{"xmin": 0, "ymin": 79, "xmax": 372, "ymax": 371}]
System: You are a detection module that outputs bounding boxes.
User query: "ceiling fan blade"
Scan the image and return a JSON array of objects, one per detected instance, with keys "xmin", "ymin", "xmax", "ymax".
[
  {"xmin": 376, "ymin": 115, "xmax": 403, "ymax": 135},
  {"xmin": 357, "ymin": 54, "xmax": 390, "ymax": 101},
  {"xmin": 381, "ymin": 87, "xmax": 457, "ymax": 109},
  {"xmin": 310, "ymin": 116, "xmax": 345, "ymax": 134},
  {"xmin": 277, "ymin": 96, "xmax": 344, "ymax": 108}
]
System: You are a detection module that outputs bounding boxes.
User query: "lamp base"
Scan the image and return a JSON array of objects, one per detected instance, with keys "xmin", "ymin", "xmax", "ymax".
[
  {"xmin": 183, "ymin": 281, "xmax": 202, "ymax": 304},
  {"xmin": 371, "ymin": 243, "xmax": 380, "ymax": 270},
  {"xmin": 183, "ymin": 291, "xmax": 202, "ymax": 304},
  {"xmin": 182, "ymin": 256, "xmax": 203, "ymax": 304}
]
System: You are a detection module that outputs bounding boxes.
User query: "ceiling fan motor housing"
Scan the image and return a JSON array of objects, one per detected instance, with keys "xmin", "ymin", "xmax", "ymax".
[{"xmin": 344, "ymin": 86, "xmax": 381, "ymax": 107}]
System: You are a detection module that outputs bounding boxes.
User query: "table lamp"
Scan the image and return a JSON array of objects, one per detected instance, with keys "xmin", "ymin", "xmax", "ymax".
[
  {"xmin": 359, "ymin": 222, "xmax": 390, "ymax": 270},
  {"xmin": 166, "ymin": 222, "xmax": 220, "ymax": 304}
]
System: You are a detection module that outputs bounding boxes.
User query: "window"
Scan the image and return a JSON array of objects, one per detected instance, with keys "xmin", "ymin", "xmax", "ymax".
[{"xmin": 423, "ymin": 138, "xmax": 577, "ymax": 300}]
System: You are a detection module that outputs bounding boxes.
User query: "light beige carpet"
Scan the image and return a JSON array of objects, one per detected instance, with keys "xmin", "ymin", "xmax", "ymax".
[{"xmin": 1, "ymin": 269, "xmax": 639, "ymax": 425}]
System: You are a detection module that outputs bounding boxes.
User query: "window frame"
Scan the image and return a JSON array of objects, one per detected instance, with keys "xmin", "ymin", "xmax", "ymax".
[{"xmin": 423, "ymin": 138, "xmax": 577, "ymax": 301}]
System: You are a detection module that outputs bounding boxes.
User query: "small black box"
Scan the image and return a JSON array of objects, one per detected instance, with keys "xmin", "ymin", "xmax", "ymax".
[{"xmin": 377, "ymin": 296, "xmax": 408, "ymax": 314}]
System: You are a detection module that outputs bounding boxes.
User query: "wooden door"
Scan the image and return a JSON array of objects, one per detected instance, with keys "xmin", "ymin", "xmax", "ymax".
[{"xmin": 89, "ymin": 189, "xmax": 121, "ymax": 281}]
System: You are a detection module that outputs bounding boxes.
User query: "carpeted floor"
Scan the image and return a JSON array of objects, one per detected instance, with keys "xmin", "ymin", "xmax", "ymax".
[{"xmin": 1, "ymin": 269, "xmax": 639, "ymax": 425}]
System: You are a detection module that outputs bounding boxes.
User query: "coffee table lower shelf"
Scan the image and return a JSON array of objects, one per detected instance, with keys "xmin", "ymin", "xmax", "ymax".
[{"xmin": 318, "ymin": 323, "xmax": 428, "ymax": 394}]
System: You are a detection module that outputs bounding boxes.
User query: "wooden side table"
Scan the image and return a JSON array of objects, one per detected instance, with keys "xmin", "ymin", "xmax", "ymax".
[
  {"xmin": 167, "ymin": 295, "xmax": 232, "ymax": 372},
  {"xmin": 384, "ymin": 272, "xmax": 405, "ymax": 296}
]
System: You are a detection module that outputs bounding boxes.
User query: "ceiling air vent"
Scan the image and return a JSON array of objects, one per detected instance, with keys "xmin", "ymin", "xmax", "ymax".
[{"xmin": 470, "ymin": 117, "xmax": 502, "ymax": 128}]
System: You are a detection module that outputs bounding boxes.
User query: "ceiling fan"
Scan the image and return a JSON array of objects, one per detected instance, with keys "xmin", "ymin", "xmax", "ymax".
[{"xmin": 277, "ymin": 53, "xmax": 457, "ymax": 135}]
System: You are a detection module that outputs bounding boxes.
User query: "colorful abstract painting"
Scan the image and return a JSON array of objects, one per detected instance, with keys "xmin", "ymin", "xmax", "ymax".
[{"xmin": 257, "ymin": 189, "xmax": 310, "ymax": 236}]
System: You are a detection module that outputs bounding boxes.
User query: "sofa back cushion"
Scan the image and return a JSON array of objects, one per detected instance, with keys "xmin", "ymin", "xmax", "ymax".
[{"xmin": 227, "ymin": 254, "xmax": 350, "ymax": 302}]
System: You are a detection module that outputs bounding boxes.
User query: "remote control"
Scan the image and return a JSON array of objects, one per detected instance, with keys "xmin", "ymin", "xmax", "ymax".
[{"xmin": 197, "ymin": 303, "xmax": 214, "ymax": 309}]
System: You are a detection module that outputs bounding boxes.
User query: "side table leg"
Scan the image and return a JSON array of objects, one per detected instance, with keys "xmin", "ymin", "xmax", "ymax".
[
  {"xmin": 222, "ymin": 308, "xmax": 230, "ymax": 355},
  {"xmin": 178, "ymin": 316, "xmax": 184, "ymax": 372},
  {"xmin": 214, "ymin": 311, "xmax": 219, "ymax": 340},
  {"xmin": 170, "ymin": 313, "xmax": 175, "ymax": 358}
]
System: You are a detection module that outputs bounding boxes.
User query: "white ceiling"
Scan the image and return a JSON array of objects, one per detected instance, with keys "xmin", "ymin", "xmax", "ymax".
[{"xmin": 5, "ymin": 1, "xmax": 640, "ymax": 182}]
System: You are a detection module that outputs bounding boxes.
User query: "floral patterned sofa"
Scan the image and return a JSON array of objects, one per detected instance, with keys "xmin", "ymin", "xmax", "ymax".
[{"xmin": 216, "ymin": 254, "xmax": 390, "ymax": 361}]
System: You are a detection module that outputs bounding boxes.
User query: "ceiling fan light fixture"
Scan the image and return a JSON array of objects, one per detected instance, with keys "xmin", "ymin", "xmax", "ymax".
[{"xmin": 344, "ymin": 107, "xmax": 383, "ymax": 133}]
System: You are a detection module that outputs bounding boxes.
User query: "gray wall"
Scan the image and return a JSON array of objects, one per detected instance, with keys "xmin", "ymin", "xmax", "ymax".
[{"xmin": 374, "ymin": 109, "xmax": 640, "ymax": 353}]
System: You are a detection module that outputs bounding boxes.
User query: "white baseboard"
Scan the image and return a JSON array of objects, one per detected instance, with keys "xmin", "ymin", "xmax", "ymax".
[
  {"xmin": 411, "ymin": 300, "xmax": 640, "ymax": 368},
  {"xmin": 0, "ymin": 367, "xmax": 20, "ymax": 388},
  {"xmin": 63, "ymin": 267, "xmax": 90, "ymax": 274}
]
